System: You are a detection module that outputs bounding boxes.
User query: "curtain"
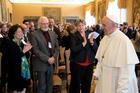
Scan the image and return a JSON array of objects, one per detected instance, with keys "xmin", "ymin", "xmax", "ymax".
[
  {"xmin": 105, "ymin": 0, "xmax": 109, "ymax": 12},
  {"xmin": 118, "ymin": 0, "xmax": 126, "ymax": 8},
  {"xmin": 1, "ymin": 0, "xmax": 7, "ymax": 22},
  {"xmin": 90, "ymin": 1, "xmax": 96, "ymax": 16},
  {"xmin": 98, "ymin": 0, "xmax": 107, "ymax": 22},
  {"xmin": 97, "ymin": 0, "xmax": 115, "ymax": 23}
]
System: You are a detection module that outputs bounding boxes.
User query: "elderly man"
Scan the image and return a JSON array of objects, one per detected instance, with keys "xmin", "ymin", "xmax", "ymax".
[
  {"xmin": 94, "ymin": 15, "xmax": 139, "ymax": 93},
  {"xmin": 31, "ymin": 16, "xmax": 59, "ymax": 93}
]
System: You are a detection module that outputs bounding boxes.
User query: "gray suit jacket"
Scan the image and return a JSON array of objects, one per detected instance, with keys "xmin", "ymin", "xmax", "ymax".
[{"xmin": 31, "ymin": 29, "xmax": 59, "ymax": 71}]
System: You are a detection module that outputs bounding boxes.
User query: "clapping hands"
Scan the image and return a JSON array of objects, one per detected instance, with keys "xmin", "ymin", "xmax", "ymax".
[{"xmin": 22, "ymin": 42, "xmax": 32, "ymax": 53}]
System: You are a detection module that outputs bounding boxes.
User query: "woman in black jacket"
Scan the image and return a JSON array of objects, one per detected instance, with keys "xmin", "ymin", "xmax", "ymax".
[
  {"xmin": 0, "ymin": 24, "xmax": 32, "ymax": 93},
  {"xmin": 69, "ymin": 20, "xmax": 98, "ymax": 93}
]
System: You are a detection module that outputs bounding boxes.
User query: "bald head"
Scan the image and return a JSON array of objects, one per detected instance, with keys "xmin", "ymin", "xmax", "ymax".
[{"xmin": 20, "ymin": 24, "xmax": 28, "ymax": 33}]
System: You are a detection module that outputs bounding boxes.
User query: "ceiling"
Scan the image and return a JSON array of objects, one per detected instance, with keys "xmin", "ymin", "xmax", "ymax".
[{"xmin": 9, "ymin": 0, "xmax": 94, "ymax": 4}]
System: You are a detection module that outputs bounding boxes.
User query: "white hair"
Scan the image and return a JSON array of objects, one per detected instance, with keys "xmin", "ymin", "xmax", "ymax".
[{"xmin": 37, "ymin": 16, "xmax": 48, "ymax": 28}]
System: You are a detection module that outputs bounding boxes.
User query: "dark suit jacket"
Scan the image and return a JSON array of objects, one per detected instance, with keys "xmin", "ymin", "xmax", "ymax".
[
  {"xmin": 52, "ymin": 26, "xmax": 62, "ymax": 45},
  {"xmin": 125, "ymin": 28, "xmax": 136, "ymax": 39},
  {"xmin": 30, "ymin": 29, "xmax": 59, "ymax": 71},
  {"xmin": 70, "ymin": 31, "xmax": 98, "ymax": 64},
  {"xmin": 53, "ymin": 26, "xmax": 61, "ymax": 38}
]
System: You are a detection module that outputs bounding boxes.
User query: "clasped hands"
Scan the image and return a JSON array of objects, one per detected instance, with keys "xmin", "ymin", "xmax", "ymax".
[{"xmin": 48, "ymin": 56, "xmax": 55, "ymax": 64}]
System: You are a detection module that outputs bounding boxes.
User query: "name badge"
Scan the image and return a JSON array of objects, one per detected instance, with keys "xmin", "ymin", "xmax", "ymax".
[{"xmin": 48, "ymin": 42, "xmax": 52, "ymax": 48}]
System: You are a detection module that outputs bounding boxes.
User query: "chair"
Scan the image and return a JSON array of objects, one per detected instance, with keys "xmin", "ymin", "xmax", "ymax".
[{"xmin": 53, "ymin": 75, "xmax": 62, "ymax": 93}]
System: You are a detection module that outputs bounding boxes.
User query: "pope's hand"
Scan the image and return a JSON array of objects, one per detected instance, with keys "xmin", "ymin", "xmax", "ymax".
[{"xmin": 93, "ymin": 75, "xmax": 98, "ymax": 80}]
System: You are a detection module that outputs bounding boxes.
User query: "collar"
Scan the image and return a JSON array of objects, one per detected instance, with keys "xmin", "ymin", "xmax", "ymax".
[{"xmin": 108, "ymin": 29, "xmax": 118, "ymax": 37}]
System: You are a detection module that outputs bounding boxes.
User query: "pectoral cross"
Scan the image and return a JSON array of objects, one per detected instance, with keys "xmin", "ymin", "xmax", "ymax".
[
  {"xmin": 102, "ymin": 56, "xmax": 104, "ymax": 59},
  {"xmin": 101, "ymin": 55, "xmax": 104, "ymax": 62}
]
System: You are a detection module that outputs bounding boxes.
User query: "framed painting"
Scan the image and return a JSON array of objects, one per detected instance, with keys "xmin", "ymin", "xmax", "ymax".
[
  {"xmin": 24, "ymin": 16, "xmax": 40, "ymax": 21},
  {"xmin": 24, "ymin": 16, "xmax": 40, "ymax": 28},
  {"xmin": 63, "ymin": 16, "xmax": 79, "ymax": 24},
  {"xmin": 133, "ymin": 0, "xmax": 140, "ymax": 24},
  {"xmin": 43, "ymin": 7, "xmax": 61, "ymax": 23}
]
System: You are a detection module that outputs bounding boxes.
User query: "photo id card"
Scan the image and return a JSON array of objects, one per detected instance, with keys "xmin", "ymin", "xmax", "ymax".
[{"xmin": 48, "ymin": 42, "xmax": 52, "ymax": 48}]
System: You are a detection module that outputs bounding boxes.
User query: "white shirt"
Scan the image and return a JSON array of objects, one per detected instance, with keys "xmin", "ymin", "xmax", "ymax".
[{"xmin": 0, "ymin": 34, "xmax": 3, "ymax": 38}]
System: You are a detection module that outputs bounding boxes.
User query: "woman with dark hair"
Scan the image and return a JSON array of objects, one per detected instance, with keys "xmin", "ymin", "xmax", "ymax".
[
  {"xmin": 0, "ymin": 23, "xmax": 9, "ymax": 93},
  {"xmin": 0, "ymin": 23, "xmax": 9, "ymax": 38},
  {"xmin": 0, "ymin": 24, "xmax": 32, "ymax": 93}
]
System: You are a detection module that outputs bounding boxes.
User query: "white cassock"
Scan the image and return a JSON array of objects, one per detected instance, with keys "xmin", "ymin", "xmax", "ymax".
[{"xmin": 94, "ymin": 29, "xmax": 139, "ymax": 93}]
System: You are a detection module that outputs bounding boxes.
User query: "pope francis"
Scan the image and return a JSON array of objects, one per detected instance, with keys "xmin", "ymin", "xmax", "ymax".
[{"xmin": 93, "ymin": 15, "xmax": 139, "ymax": 93}]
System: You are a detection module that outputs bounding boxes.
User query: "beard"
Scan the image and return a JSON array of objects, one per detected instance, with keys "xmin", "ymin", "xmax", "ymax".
[{"xmin": 41, "ymin": 28, "xmax": 49, "ymax": 31}]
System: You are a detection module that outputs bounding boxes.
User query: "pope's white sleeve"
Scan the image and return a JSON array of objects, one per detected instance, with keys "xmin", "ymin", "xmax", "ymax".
[{"xmin": 94, "ymin": 62, "xmax": 102, "ymax": 79}]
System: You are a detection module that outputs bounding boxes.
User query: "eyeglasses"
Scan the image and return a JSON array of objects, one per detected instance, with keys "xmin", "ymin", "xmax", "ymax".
[{"xmin": 40, "ymin": 23, "xmax": 49, "ymax": 25}]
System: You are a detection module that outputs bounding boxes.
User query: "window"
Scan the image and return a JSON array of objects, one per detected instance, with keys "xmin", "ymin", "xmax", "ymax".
[
  {"xmin": 85, "ymin": 9, "xmax": 95, "ymax": 26},
  {"xmin": 107, "ymin": 0, "xmax": 126, "ymax": 24}
]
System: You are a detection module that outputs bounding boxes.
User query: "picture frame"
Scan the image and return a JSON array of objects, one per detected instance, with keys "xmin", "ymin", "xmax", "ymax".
[
  {"xmin": 63, "ymin": 16, "xmax": 79, "ymax": 24},
  {"xmin": 43, "ymin": 7, "xmax": 61, "ymax": 24},
  {"xmin": 133, "ymin": 0, "xmax": 140, "ymax": 24},
  {"xmin": 24, "ymin": 16, "xmax": 40, "ymax": 28}
]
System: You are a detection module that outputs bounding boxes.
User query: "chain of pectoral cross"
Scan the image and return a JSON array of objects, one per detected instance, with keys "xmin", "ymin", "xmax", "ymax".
[{"xmin": 101, "ymin": 37, "xmax": 113, "ymax": 62}]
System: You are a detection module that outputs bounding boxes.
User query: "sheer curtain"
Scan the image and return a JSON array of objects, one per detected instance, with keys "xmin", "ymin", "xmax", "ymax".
[
  {"xmin": 85, "ymin": 9, "xmax": 95, "ymax": 26},
  {"xmin": 107, "ymin": 0, "xmax": 126, "ymax": 24}
]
